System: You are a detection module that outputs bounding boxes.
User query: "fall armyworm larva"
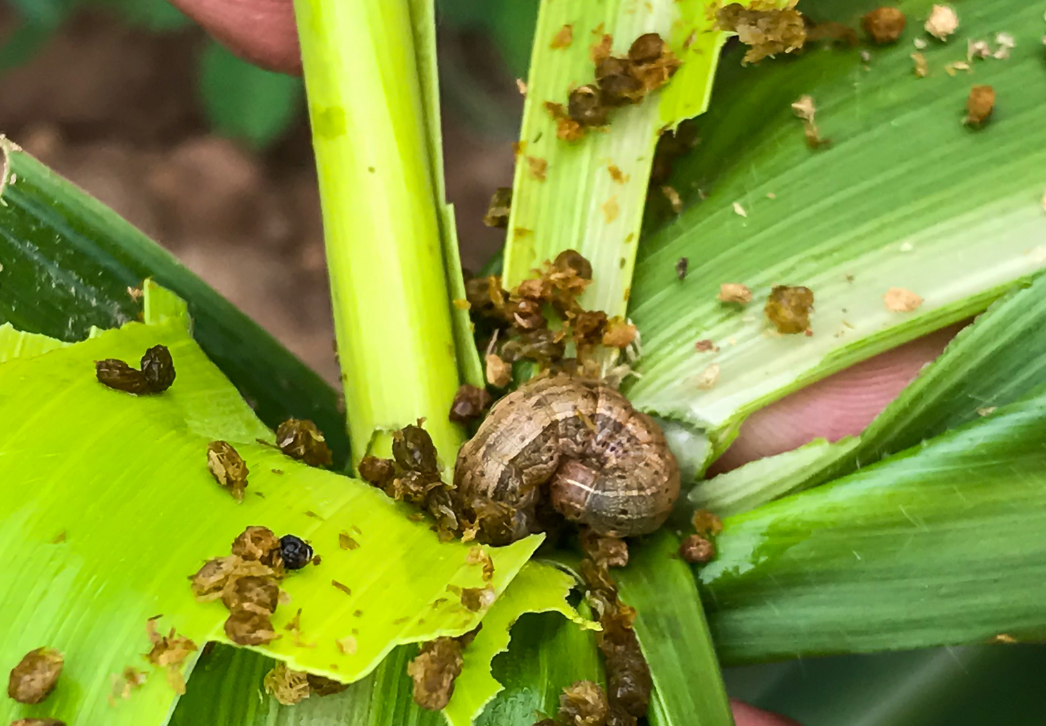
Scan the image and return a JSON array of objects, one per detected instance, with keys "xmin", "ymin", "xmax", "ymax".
[{"xmin": 454, "ymin": 375, "xmax": 680, "ymax": 544}]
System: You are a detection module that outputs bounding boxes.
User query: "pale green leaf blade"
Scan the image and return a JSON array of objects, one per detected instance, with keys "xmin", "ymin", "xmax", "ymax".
[
  {"xmin": 628, "ymin": 0, "xmax": 1046, "ymax": 464},
  {"xmin": 702, "ymin": 389, "xmax": 1046, "ymax": 665},
  {"xmin": 1, "ymin": 297, "xmax": 539, "ymax": 726},
  {"xmin": 616, "ymin": 532, "xmax": 734, "ymax": 726},
  {"xmin": 444, "ymin": 561, "xmax": 593, "ymax": 726},
  {"xmin": 694, "ymin": 272, "xmax": 1046, "ymax": 515}
]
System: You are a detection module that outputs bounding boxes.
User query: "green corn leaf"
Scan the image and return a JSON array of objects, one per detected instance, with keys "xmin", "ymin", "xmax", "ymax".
[
  {"xmin": 445, "ymin": 562, "xmax": 595, "ymax": 726},
  {"xmin": 0, "ymin": 283, "xmax": 540, "ymax": 726},
  {"xmin": 727, "ymin": 645, "xmax": 1046, "ymax": 726},
  {"xmin": 626, "ymin": 0, "xmax": 1046, "ymax": 468},
  {"xmin": 616, "ymin": 532, "xmax": 735, "ymax": 726},
  {"xmin": 475, "ymin": 605, "xmax": 604, "ymax": 726},
  {"xmin": 694, "ymin": 272, "xmax": 1046, "ymax": 516},
  {"xmin": 501, "ymin": 0, "xmax": 789, "ymax": 320},
  {"xmin": 0, "ymin": 137, "xmax": 349, "ymax": 468},
  {"xmin": 198, "ymin": 41, "xmax": 305, "ymax": 148},
  {"xmin": 702, "ymin": 386, "xmax": 1046, "ymax": 665}
]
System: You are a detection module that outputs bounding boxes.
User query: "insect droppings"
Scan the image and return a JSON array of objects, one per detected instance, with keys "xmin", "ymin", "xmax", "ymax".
[
  {"xmin": 7, "ymin": 647, "xmax": 64, "ymax": 704},
  {"xmin": 276, "ymin": 419, "xmax": 333, "ymax": 467},
  {"xmin": 279, "ymin": 535, "xmax": 314, "ymax": 571},
  {"xmin": 140, "ymin": 345, "xmax": 176, "ymax": 392},
  {"xmin": 207, "ymin": 441, "xmax": 249, "ymax": 501},
  {"xmin": 862, "ymin": 7, "xmax": 906, "ymax": 44},
  {"xmin": 407, "ymin": 637, "xmax": 464, "ymax": 711},
  {"xmin": 765, "ymin": 285, "xmax": 815, "ymax": 334},
  {"xmin": 558, "ymin": 680, "xmax": 610, "ymax": 726}
]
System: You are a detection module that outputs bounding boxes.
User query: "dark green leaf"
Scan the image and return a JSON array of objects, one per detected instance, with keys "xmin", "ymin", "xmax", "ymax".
[
  {"xmin": 198, "ymin": 41, "xmax": 304, "ymax": 148},
  {"xmin": 703, "ymin": 390, "xmax": 1046, "ymax": 664},
  {"xmin": 617, "ymin": 532, "xmax": 734, "ymax": 726},
  {"xmin": 0, "ymin": 137, "xmax": 349, "ymax": 467}
]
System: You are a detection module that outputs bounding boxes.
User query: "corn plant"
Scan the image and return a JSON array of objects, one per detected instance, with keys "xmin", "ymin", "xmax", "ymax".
[{"xmin": 2, "ymin": 0, "xmax": 1046, "ymax": 725}]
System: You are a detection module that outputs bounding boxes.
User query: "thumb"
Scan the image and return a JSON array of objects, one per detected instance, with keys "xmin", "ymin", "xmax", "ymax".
[{"xmin": 169, "ymin": 0, "xmax": 301, "ymax": 74}]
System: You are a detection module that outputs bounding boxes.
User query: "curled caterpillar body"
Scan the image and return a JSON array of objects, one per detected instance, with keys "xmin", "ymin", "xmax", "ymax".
[{"xmin": 454, "ymin": 375, "xmax": 680, "ymax": 545}]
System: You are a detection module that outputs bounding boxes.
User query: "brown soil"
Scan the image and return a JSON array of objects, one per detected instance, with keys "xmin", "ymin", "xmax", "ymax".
[{"xmin": 0, "ymin": 7, "xmax": 516, "ymax": 385}]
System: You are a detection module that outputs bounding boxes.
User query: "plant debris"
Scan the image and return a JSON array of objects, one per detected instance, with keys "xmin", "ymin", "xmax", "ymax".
[
  {"xmin": 276, "ymin": 419, "xmax": 333, "ymax": 468},
  {"xmin": 482, "ymin": 187, "xmax": 512, "ymax": 228},
  {"xmin": 679, "ymin": 535, "xmax": 717, "ymax": 564},
  {"xmin": 144, "ymin": 619, "xmax": 197, "ymax": 694},
  {"xmin": 661, "ymin": 185, "xmax": 683, "ymax": 213},
  {"xmin": 883, "ymin": 287, "xmax": 924, "ymax": 312},
  {"xmin": 207, "ymin": 441, "xmax": 249, "ymax": 501},
  {"xmin": 7, "ymin": 647, "xmax": 64, "ymax": 704},
  {"xmin": 862, "ymin": 7, "xmax": 906, "ymax": 45},
  {"xmin": 485, "ymin": 352, "xmax": 513, "ymax": 388},
  {"xmin": 924, "ymin": 4, "xmax": 958, "ymax": 41},
  {"xmin": 11, "ymin": 720, "xmax": 66, "ymax": 726},
  {"xmin": 581, "ymin": 528, "xmax": 629, "ymax": 568},
  {"xmin": 264, "ymin": 662, "xmax": 311, "ymax": 705},
  {"xmin": 109, "ymin": 666, "xmax": 147, "ymax": 702},
  {"xmin": 558, "ymin": 680, "xmax": 610, "ymax": 725},
  {"xmin": 676, "ymin": 257, "xmax": 689, "ymax": 281},
  {"xmin": 191, "ymin": 527, "xmax": 290, "ymax": 647},
  {"xmin": 95, "ymin": 344, "xmax": 176, "ymax": 395},
  {"xmin": 360, "ymin": 421, "xmax": 460, "ymax": 540},
  {"xmin": 716, "ymin": 3, "xmax": 807, "ymax": 63},
  {"xmin": 964, "ymin": 85, "xmax": 995, "ymax": 126},
  {"xmin": 911, "ymin": 52, "xmax": 928, "ymax": 77},
  {"xmin": 548, "ymin": 32, "xmax": 680, "ymax": 142},
  {"xmin": 765, "ymin": 285, "xmax": 814, "ymax": 334},
  {"xmin": 407, "ymin": 637, "xmax": 465, "ymax": 711},
  {"xmin": 139, "ymin": 345, "xmax": 176, "ymax": 392},
  {"xmin": 602, "ymin": 318, "xmax": 638, "ymax": 349},
  {"xmin": 449, "ymin": 384, "xmax": 493, "ymax": 424},
  {"xmin": 791, "ymin": 94, "xmax": 827, "ymax": 148},
  {"xmin": 551, "ymin": 24, "xmax": 574, "ymax": 49},
  {"xmin": 527, "ymin": 156, "xmax": 549, "ymax": 181},
  {"xmin": 466, "ymin": 546, "xmax": 496, "ymax": 581},
  {"xmin": 695, "ymin": 364, "xmax": 721, "ymax": 390},
  {"xmin": 717, "ymin": 283, "xmax": 752, "ymax": 304}
]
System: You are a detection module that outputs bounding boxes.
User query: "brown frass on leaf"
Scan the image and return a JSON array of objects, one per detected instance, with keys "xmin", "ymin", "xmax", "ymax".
[
  {"xmin": 7, "ymin": 647, "xmax": 63, "ymax": 704},
  {"xmin": 676, "ymin": 257, "xmax": 689, "ymax": 281},
  {"xmin": 717, "ymin": 283, "xmax": 753, "ymax": 304},
  {"xmin": 392, "ymin": 423, "xmax": 440, "ymax": 475},
  {"xmin": 221, "ymin": 575, "xmax": 280, "ymax": 615},
  {"xmin": 679, "ymin": 534, "xmax": 716, "ymax": 564},
  {"xmin": 264, "ymin": 662, "xmax": 311, "ymax": 705},
  {"xmin": 716, "ymin": 3, "xmax": 807, "ymax": 63},
  {"xmin": 95, "ymin": 344, "xmax": 176, "ymax": 394},
  {"xmin": 449, "ymin": 384, "xmax": 493, "ymax": 423},
  {"xmin": 358, "ymin": 455, "xmax": 395, "ymax": 487},
  {"xmin": 95, "ymin": 359, "xmax": 152, "ymax": 394},
  {"xmin": 307, "ymin": 673, "xmax": 350, "ymax": 697},
  {"xmin": 144, "ymin": 620, "xmax": 198, "ymax": 694},
  {"xmin": 581, "ymin": 527, "xmax": 629, "ymax": 568},
  {"xmin": 276, "ymin": 418, "xmax": 333, "ymax": 468},
  {"xmin": 224, "ymin": 609, "xmax": 278, "ymax": 646},
  {"xmin": 207, "ymin": 441, "xmax": 250, "ymax": 501},
  {"xmin": 231, "ymin": 526, "xmax": 282, "ymax": 568},
  {"xmin": 765, "ymin": 285, "xmax": 814, "ymax": 334},
  {"xmin": 483, "ymin": 187, "xmax": 512, "ymax": 228},
  {"xmin": 558, "ymin": 680, "xmax": 610, "ymax": 726},
  {"xmin": 12, "ymin": 720, "xmax": 67, "ymax": 726},
  {"xmin": 568, "ymin": 84, "xmax": 610, "ymax": 127},
  {"xmin": 965, "ymin": 85, "xmax": 995, "ymax": 126},
  {"xmin": 598, "ymin": 603, "xmax": 653, "ymax": 718},
  {"xmin": 139, "ymin": 344, "xmax": 176, "ymax": 392},
  {"xmin": 407, "ymin": 637, "xmax": 464, "ymax": 711},
  {"xmin": 861, "ymin": 7, "xmax": 906, "ymax": 44}
]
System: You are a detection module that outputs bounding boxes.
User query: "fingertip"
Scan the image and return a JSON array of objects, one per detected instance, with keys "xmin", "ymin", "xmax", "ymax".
[
  {"xmin": 169, "ymin": 0, "xmax": 301, "ymax": 74},
  {"xmin": 712, "ymin": 325, "xmax": 962, "ymax": 473},
  {"xmin": 731, "ymin": 699, "xmax": 802, "ymax": 726}
]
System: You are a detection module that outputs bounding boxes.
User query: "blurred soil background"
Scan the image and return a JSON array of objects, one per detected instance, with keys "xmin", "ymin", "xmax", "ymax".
[{"xmin": 0, "ymin": 0, "xmax": 536, "ymax": 383}]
